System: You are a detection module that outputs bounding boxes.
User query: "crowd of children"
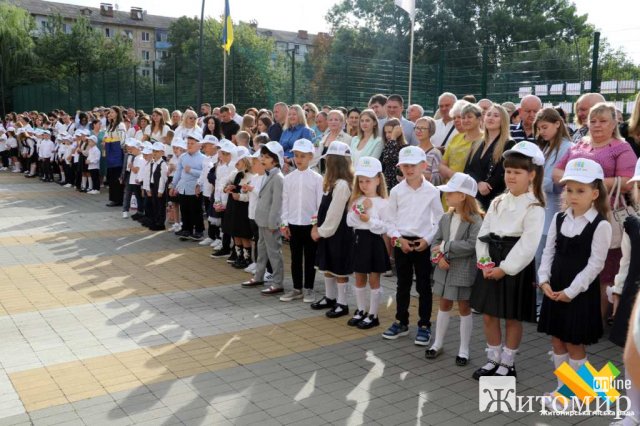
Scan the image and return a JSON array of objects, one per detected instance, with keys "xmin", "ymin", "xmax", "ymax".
[{"xmin": 3, "ymin": 99, "xmax": 640, "ymax": 421}]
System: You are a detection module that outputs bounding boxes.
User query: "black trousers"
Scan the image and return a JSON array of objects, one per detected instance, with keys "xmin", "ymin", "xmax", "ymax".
[
  {"xmin": 42, "ymin": 159, "xmax": 53, "ymax": 180},
  {"xmin": 179, "ymin": 193, "xmax": 204, "ymax": 234},
  {"xmin": 64, "ymin": 162, "xmax": 73, "ymax": 184},
  {"xmin": 0, "ymin": 151, "xmax": 8, "ymax": 167},
  {"xmin": 394, "ymin": 240, "xmax": 433, "ymax": 328},
  {"xmin": 151, "ymin": 190, "xmax": 167, "ymax": 227},
  {"xmin": 289, "ymin": 224, "xmax": 317, "ymax": 289},
  {"xmin": 74, "ymin": 161, "xmax": 83, "ymax": 189},
  {"xmin": 107, "ymin": 167, "xmax": 123, "ymax": 204},
  {"xmin": 90, "ymin": 169, "xmax": 100, "ymax": 190}
]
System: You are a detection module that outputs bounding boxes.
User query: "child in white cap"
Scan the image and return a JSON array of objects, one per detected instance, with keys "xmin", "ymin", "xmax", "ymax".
[
  {"xmin": 146, "ymin": 142, "xmax": 169, "ymax": 230},
  {"xmin": 196, "ymin": 135, "xmax": 219, "ymax": 245},
  {"xmin": 537, "ymin": 158, "xmax": 612, "ymax": 410},
  {"xmin": 310, "ymin": 141, "xmax": 354, "ymax": 316},
  {"xmin": 167, "ymin": 138, "xmax": 186, "ymax": 231},
  {"xmin": 210, "ymin": 140, "xmax": 237, "ymax": 257},
  {"xmin": 609, "ymin": 157, "xmax": 640, "ymax": 425},
  {"xmin": 122, "ymin": 140, "xmax": 144, "ymax": 219},
  {"xmin": 471, "ymin": 141, "xmax": 546, "ymax": 380},
  {"xmin": 346, "ymin": 156, "xmax": 390, "ymax": 329},
  {"xmin": 280, "ymin": 139, "xmax": 323, "ymax": 302},
  {"xmin": 383, "ymin": 145, "xmax": 444, "ymax": 344},
  {"xmin": 86, "ymin": 135, "xmax": 101, "ymax": 194},
  {"xmin": 426, "ymin": 172, "xmax": 483, "ymax": 366}
]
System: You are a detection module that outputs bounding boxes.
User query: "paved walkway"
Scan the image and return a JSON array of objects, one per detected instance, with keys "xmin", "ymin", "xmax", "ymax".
[{"xmin": 0, "ymin": 172, "xmax": 621, "ymax": 425}]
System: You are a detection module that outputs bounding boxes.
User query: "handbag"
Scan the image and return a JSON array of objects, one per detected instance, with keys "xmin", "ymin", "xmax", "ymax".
[{"xmin": 608, "ymin": 177, "xmax": 638, "ymax": 249}]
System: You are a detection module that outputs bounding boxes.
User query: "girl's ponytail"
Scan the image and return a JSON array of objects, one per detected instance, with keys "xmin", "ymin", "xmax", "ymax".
[{"xmin": 531, "ymin": 164, "xmax": 546, "ymax": 207}]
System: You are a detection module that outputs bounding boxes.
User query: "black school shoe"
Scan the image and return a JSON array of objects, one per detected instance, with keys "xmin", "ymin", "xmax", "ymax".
[
  {"xmin": 494, "ymin": 363, "xmax": 517, "ymax": 378},
  {"xmin": 472, "ymin": 360, "xmax": 500, "ymax": 380},
  {"xmin": 326, "ymin": 303, "xmax": 348, "ymax": 319},
  {"xmin": 210, "ymin": 248, "xmax": 231, "ymax": 258},
  {"xmin": 310, "ymin": 296, "xmax": 336, "ymax": 310},
  {"xmin": 357, "ymin": 314, "xmax": 380, "ymax": 329},
  {"xmin": 148, "ymin": 224, "xmax": 165, "ymax": 231},
  {"xmin": 226, "ymin": 250, "xmax": 238, "ymax": 264},
  {"xmin": 455, "ymin": 356, "xmax": 469, "ymax": 367},
  {"xmin": 347, "ymin": 310, "xmax": 366, "ymax": 326}
]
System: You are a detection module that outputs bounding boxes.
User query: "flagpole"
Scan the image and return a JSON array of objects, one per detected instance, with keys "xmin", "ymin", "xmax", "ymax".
[
  {"xmin": 223, "ymin": 51, "xmax": 227, "ymax": 105},
  {"xmin": 408, "ymin": 15, "xmax": 415, "ymax": 106}
]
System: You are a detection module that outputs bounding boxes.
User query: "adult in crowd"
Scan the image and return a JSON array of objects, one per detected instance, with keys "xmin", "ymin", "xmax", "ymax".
[
  {"xmin": 510, "ymin": 95, "xmax": 542, "ymax": 142},
  {"xmin": 256, "ymin": 116, "xmax": 273, "ymax": 135},
  {"xmin": 226, "ymin": 104, "xmax": 243, "ymax": 126},
  {"xmin": 174, "ymin": 109, "xmax": 202, "ymax": 141},
  {"xmin": 501, "ymin": 102, "xmax": 517, "ymax": 118},
  {"xmin": 219, "ymin": 106, "xmax": 240, "ymax": 142},
  {"xmin": 125, "ymin": 108, "xmax": 137, "ymax": 128},
  {"xmin": 202, "ymin": 115, "xmax": 222, "ymax": 140},
  {"xmin": 477, "ymin": 98, "xmax": 493, "ymax": 123},
  {"xmin": 439, "ymin": 100, "xmax": 475, "ymax": 181},
  {"xmin": 144, "ymin": 108, "xmax": 171, "ymax": 142},
  {"xmin": 279, "ymin": 104, "xmax": 314, "ymax": 172},
  {"xmin": 382, "ymin": 94, "xmax": 418, "ymax": 146},
  {"xmin": 170, "ymin": 110, "xmax": 182, "ymax": 131},
  {"xmin": 380, "ymin": 118, "xmax": 406, "ymax": 192},
  {"xmin": 346, "ymin": 108, "xmax": 361, "ymax": 138},
  {"xmin": 349, "ymin": 109, "xmax": 382, "ymax": 165},
  {"xmin": 368, "ymin": 93, "xmax": 388, "ymax": 136},
  {"xmin": 104, "ymin": 106, "xmax": 126, "ymax": 207},
  {"xmin": 553, "ymin": 102, "xmax": 637, "ymax": 324},
  {"xmin": 304, "ymin": 103, "xmax": 320, "ymax": 137},
  {"xmin": 415, "ymin": 116, "xmax": 442, "ymax": 185},
  {"xmin": 313, "ymin": 111, "xmax": 328, "ymax": 145},
  {"xmin": 464, "ymin": 103, "xmax": 514, "ymax": 210},
  {"xmin": 198, "ymin": 103, "xmax": 211, "ymax": 127},
  {"xmin": 312, "ymin": 110, "xmax": 351, "ymax": 173},
  {"xmin": 432, "ymin": 92, "xmax": 458, "ymax": 149},
  {"xmin": 268, "ymin": 102, "xmax": 288, "ymax": 142},
  {"xmin": 620, "ymin": 91, "xmax": 640, "ymax": 158},
  {"xmin": 572, "ymin": 92, "xmax": 606, "ymax": 143},
  {"xmin": 407, "ymin": 104, "xmax": 424, "ymax": 123}
]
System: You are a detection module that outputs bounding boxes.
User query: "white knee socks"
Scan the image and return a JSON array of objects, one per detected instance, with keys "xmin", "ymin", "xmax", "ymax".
[
  {"xmin": 495, "ymin": 347, "xmax": 518, "ymax": 375},
  {"xmin": 354, "ymin": 286, "xmax": 366, "ymax": 312},
  {"xmin": 458, "ymin": 314, "xmax": 473, "ymax": 359},
  {"xmin": 481, "ymin": 344, "xmax": 502, "ymax": 370},
  {"xmin": 551, "ymin": 352, "xmax": 569, "ymax": 389},
  {"xmin": 324, "ymin": 276, "xmax": 337, "ymax": 300},
  {"xmin": 430, "ymin": 310, "xmax": 450, "ymax": 351},
  {"xmin": 369, "ymin": 288, "xmax": 381, "ymax": 317},
  {"xmin": 569, "ymin": 357, "xmax": 586, "ymax": 372},
  {"xmin": 337, "ymin": 282, "xmax": 347, "ymax": 305}
]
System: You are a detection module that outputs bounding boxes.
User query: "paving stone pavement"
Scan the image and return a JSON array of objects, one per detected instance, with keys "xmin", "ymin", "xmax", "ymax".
[{"xmin": 0, "ymin": 172, "xmax": 624, "ymax": 425}]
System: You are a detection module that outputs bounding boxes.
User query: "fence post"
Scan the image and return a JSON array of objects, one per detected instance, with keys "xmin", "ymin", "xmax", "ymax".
[
  {"xmin": 77, "ymin": 71, "xmax": 82, "ymax": 110},
  {"xmin": 133, "ymin": 66, "xmax": 138, "ymax": 110},
  {"xmin": 102, "ymin": 71, "xmax": 106, "ymax": 106},
  {"xmin": 152, "ymin": 61, "xmax": 156, "ymax": 108},
  {"xmin": 590, "ymin": 31, "xmax": 600, "ymax": 93},
  {"xmin": 173, "ymin": 55, "xmax": 178, "ymax": 111},
  {"xmin": 116, "ymin": 68, "xmax": 121, "ymax": 105},
  {"xmin": 290, "ymin": 50, "xmax": 295, "ymax": 105},
  {"xmin": 481, "ymin": 45, "xmax": 489, "ymax": 98}
]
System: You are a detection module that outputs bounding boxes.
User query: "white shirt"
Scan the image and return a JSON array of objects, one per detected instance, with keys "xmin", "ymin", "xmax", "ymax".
[
  {"xmin": 140, "ymin": 159, "xmax": 152, "ymax": 190},
  {"xmin": 538, "ymin": 208, "xmax": 612, "ymax": 300},
  {"xmin": 432, "ymin": 118, "xmax": 458, "ymax": 148},
  {"xmin": 386, "ymin": 177, "xmax": 444, "ymax": 242},
  {"xmin": 174, "ymin": 125, "xmax": 202, "ymax": 141},
  {"xmin": 233, "ymin": 113, "xmax": 243, "ymax": 126},
  {"xmin": 40, "ymin": 139, "xmax": 55, "ymax": 158},
  {"xmin": 87, "ymin": 146, "xmax": 101, "ymax": 170},
  {"xmin": 245, "ymin": 173, "xmax": 265, "ymax": 220},
  {"xmin": 150, "ymin": 159, "xmax": 169, "ymax": 193},
  {"xmin": 613, "ymin": 233, "xmax": 631, "ymax": 295},
  {"xmin": 476, "ymin": 192, "xmax": 545, "ymax": 276},
  {"xmin": 346, "ymin": 196, "xmax": 389, "ymax": 235},
  {"xmin": 213, "ymin": 161, "xmax": 234, "ymax": 206},
  {"xmin": 6, "ymin": 137, "xmax": 17, "ymax": 149},
  {"xmin": 449, "ymin": 213, "xmax": 462, "ymax": 242},
  {"xmin": 144, "ymin": 125, "xmax": 170, "ymax": 142},
  {"xmin": 197, "ymin": 154, "xmax": 217, "ymax": 196},
  {"xmin": 168, "ymin": 155, "xmax": 179, "ymax": 177},
  {"xmin": 282, "ymin": 168, "xmax": 323, "ymax": 226},
  {"xmin": 317, "ymin": 179, "xmax": 351, "ymax": 239},
  {"xmin": 129, "ymin": 154, "xmax": 145, "ymax": 185}
]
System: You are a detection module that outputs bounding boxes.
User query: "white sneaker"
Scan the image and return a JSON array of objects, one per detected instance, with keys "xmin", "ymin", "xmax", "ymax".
[
  {"xmin": 264, "ymin": 272, "xmax": 273, "ymax": 282},
  {"xmin": 244, "ymin": 262, "xmax": 256, "ymax": 274},
  {"xmin": 122, "ymin": 212, "xmax": 129, "ymax": 218},
  {"xmin": 88, "ymin": 190, "xmax": 100, "ymax": 194},
  {"xmin": 64, "ymin": 183, "xmax": 72, "ymax": 188},
  {"xmin": 303, "ymin": 289, "xmax": 315, "ymax": 303},
  {"xmin": 171, "ymin": 223, "xmax": 181, "ymax": 231},
  {"xmin": 12, "ymin": 169, "xmax": 21, "ymax": 173},
  {"xmin": 199, "ymin": 237, "xmax": 213, "ymax": 246},
  {"xmin": 280, "ymin": 289, "xmax": 303, "ymax": 302}
]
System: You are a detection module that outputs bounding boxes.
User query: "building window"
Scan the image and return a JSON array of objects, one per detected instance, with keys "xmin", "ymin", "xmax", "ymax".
[
  {"xmin": 141, "ymin": 69, "xmax": 151, "ymax": 77},
  {"xmin": 156, "ymin": 32, "xmax": 167, "ymax": 42},
  {"xmin": 123, "ymin": 30, "xmax": 133, "ymax": 39},
  {"xmin": 156, "ymin": 50, "xmax": 168, "ymax": 60},
  {"xmin": 105, "ymin": 27, "xmax": 112, "ymax": 38},
  {"xmin": 141, "ymin": 32, "xmax": 150, "ymax": 42},
  {"xmin": 141, "ymin": 50, "xmax": 150, "ymax": 61}
]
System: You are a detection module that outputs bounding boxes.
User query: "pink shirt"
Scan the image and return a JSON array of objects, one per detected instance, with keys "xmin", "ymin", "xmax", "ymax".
[{"xmin": 556, "ymin": 138, "xmax": 636, "ymax": 178}]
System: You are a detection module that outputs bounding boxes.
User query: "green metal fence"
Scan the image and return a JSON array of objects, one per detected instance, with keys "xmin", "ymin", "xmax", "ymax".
[{"xmin": 10, "ymin": 31, "xmax": 640, "ymax": 115}]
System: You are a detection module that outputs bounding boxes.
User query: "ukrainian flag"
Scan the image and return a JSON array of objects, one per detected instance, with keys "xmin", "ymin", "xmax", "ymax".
[{"xmin": 221, "ymin": 0, "xmax": 233, "ymax": 53}]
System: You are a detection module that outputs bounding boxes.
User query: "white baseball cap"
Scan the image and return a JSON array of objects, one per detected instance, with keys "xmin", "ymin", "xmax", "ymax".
[
  {"xmin": 141, "ymin": 148, "xmax": 153, "ymax": 155},
  {"xmin": 560, "ymin": 158, "xmax": 604, "ymax": 184},
  {"xmin": 219, "ymin": 140, "xmax": 237, "ymax": 154},
  {"xmin": 503, "ymin": 141, "xmax": 545, "ymax": 166},
  {"xmin": 629, "ymin": 158, "xmax": 640, "ymax": 183},
  {"xmin": 436, "ymin": 172, "xmax": 478, "ymax": 197},
  {"xmin": 202, "ymin": 135, "xmax": 219, "ymax": 145},
  {"xmin": 397, "ymin": 146, "xmax": 426, "ymax": 166},
  {"xmin": 125, "ymin": 138, "xmax": 141, "ymax": 148},
  {"xmin": 355, "ymin": 156, "xmax": 382, "ymax": 178},
  {"xmin": 236, "ymin": 146, "xmax": 251, "ymax": 161},
  {"xmin": 251, "ymin": 150, "xmax": 262, "ymax": 159},
  {"xmin": 185, "ymin": 130, "xmax": 202, "ymax": 142},
  {"xmin": 152, "ymin": 142, "xmax": 165, "ymax": 151},
  {"xmin": 261, "ymin": 141, "xmax": 285, "ymax": 167},
  {"xmin": 142, "ymin": 141, "xmax": 153, "ymax": 150},
  {"xmin": 6, "ymin": 126, "xmax": 15, "ymax": 132},
  {"xmin": 321, "ymin": 141, "xmax": 351, "ymax": 158},
  {"xmin": 171, "ymin": 138, "xmax": 187, "ymax": 150},
  {"xmin": 292, "ymin": 138, "xmax": 314, "ymax": 154}
]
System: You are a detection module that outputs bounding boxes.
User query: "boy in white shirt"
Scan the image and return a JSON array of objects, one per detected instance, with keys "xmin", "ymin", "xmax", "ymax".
[
  {"xmin": 136, "ymin": 147, "xmax": 154, "ymax": 224},
  {"xmin": 122, "ymin": 140, "xmax": 144, "ymax": 219},
  {"xmin": 196, "ymin": 135, "xmax": 220, "ymax": 246},
  {"xmin": 147, "ymin": 142, "xmax": 169, "ymax": 231},
  {"xmin": 38, "ymin": 130, "xmax": 55, "ymax": 182},
  {"xmin": 86, "ymin": 135, "xmax": 101, "ymax": 194},
  {"xmin": 280, "ymin": 139, "xmax": 324, "ymax": 302},
  {"xmin": 383, "ymin": 146, "xmax": 444, "ymax": 344}
]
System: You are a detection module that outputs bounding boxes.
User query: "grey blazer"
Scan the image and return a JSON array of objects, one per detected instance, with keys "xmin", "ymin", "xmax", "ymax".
[
  {"xmin": 254, "ymin": 168, "xmax": 283, "ymax": 229},
  {"xmin": 432, "ymin": 212, "xmax": 483, "ymax": 289}
]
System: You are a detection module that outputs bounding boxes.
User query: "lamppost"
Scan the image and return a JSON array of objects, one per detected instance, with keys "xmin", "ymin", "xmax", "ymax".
[{"xmin": 285, "ymin": 47, "xmax": 297, "ymax": 105}]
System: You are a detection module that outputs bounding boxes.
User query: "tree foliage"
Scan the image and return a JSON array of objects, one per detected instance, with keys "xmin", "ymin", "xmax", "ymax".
[{"xmin": 0, "ymin": 3, "xmax": 36, "ymax": 86}]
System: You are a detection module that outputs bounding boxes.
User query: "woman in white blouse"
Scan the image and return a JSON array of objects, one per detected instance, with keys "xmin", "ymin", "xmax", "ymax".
[
  {"xmin": 312, "ymin": 110, "xmax": 352, "ymax": 173},
  {"xmin": 144, "ymin": 108, "xmax": 171, "ymax": 142},
  {"xmin": 173, "ymin": 110, "xmax": 202, "ymax": 141}
]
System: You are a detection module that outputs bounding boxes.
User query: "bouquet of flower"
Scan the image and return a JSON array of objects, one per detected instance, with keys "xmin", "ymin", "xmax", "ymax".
[{"xmin": 476, "ymin": 256, "xmax": 495, "ymax": 270}]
